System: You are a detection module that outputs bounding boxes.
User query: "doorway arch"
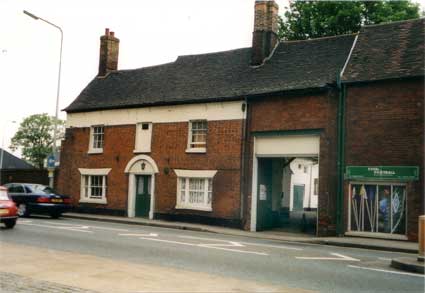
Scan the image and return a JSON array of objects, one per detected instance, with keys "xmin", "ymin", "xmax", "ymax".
[{"xmin": 125, "ymin": 155, "xmax": 159, "ymax": 219}]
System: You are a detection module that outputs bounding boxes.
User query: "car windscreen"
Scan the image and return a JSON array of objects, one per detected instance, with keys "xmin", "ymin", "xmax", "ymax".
[
  {"xmin": 32, "ymin": 185, "xmax": 56, "ymax": 195},
  {"xmin": 0, "ymin": 190, "xmax": 9, "ymax": 200}
]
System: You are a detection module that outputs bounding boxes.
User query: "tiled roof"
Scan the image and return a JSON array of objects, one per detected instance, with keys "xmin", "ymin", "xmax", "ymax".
[
  {"xmin": 65, "ymin": 34, "xmax": 355, "ymax": 113},
  {"xmin": 0, "ymin": 148, "xmax": 34, "ymax": 170},
  {"xmin": 342, "ymin": 18, "xmax": 425, "ymax": 83}
]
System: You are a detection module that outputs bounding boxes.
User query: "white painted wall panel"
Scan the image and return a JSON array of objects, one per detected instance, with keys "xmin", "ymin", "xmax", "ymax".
[
  {"xmin": 255, "ymin": 135, "xmax": 320, "ymax": 156},
  {"xmin": 66, "ymin": 101, "xmax": 244, "ymax": 128}
]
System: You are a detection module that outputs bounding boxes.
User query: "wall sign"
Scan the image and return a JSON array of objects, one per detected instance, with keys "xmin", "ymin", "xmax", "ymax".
[
  {"xmin": 259, "ymin": 184, "xmax": 267, "ymax": 200},
  {"xmin": 345, "ymin": 166, "xmax": 419, "ymax": 181}
]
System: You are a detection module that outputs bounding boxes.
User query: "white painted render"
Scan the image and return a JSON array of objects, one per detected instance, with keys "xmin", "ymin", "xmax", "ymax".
[
  {"xmin": 66, "ymin": 101, "xmax": 245, "ymax": 128},
  {"xmin": 287, "ymin": 159, "xmax": 318, "ymax": 211},
  {"xmin": 134, "ymin": 122, "xmax": 152, "ymax": 153},
  {"xmin": 174, "ymin": 169, "xmax": 217, "ymax": 178},
  {"xmin": 255, "ymin": 135, "xmax": 320, "ymax": 157}
]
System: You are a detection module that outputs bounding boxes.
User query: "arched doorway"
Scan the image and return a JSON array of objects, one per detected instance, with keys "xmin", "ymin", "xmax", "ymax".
[{"xmin": 124, "ymin": 155, "xmax": 159, "ymax": 219}]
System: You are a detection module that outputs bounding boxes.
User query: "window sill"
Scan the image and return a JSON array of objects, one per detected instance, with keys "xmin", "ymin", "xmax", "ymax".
[
  {"xmin": 133, "ymin": 149, "xmax": 151, "ymax": 154},
  {"xmin": 185, "ymin": 148, "xmax": 206, "ymax": 154},
  {"xmin": 345, "ymin": 231, "xmax": 408, "ymax": 241},
  {"xmin": 175, "ymin": 205, "xmax": 212, "ymax": 212},
  {"xmin": 88, "ymin": 149, "xmax": 103, "ymax": 154},
  {"xmin": 79, "ymin": 198, "xmax": 107, "ymax": 205}
]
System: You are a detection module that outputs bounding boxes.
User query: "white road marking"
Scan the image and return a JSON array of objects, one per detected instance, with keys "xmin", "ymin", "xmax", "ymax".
[
  {"xmin": 179, "ymin": 235, "xmax": 303, "ymax": 251},
  {"xmin": 19, "ymin": 222, "xmax": 93, "ymax": 233},
  {"xmin": 119, "ymin": 233, "xmax": 158, "ymax": 237},
  {"xmin": 348, "ymin": 265, "xmax": 425, "ymax": 278},
  {"xmin": 296, "ymin": 252, "xmax": 360, "ymax": 261},
  {"xmin": 43, "ymin": 221, "xmax": 129, "ymax": 232},
  {"xmin": 378, "ymin": 257, "xmax": 392, "ymax": 261},
  {"xmin": 138, "ymin": 236, "xmax": 268, "ymax": 256}
]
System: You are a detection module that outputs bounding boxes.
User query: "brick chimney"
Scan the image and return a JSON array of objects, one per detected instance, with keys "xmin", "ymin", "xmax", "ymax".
[
  {"xmin": 251, "ymin": 0, "xmax": 279, "ymax": 66},
  {"xmin": 98, "ymin": 28, "xmax": 119, "ymax": 76}
]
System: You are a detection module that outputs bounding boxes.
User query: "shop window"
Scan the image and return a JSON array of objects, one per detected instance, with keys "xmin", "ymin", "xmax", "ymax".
[{"xmin": 349, "ymin": 183, "xmax": 406, "ymax": 235}]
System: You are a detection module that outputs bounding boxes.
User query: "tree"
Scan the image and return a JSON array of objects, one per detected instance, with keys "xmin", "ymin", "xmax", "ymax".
[
  {"xmin": 278, "ymin": 1, "xmax": 420, "ymax": 40},
  {"xmin": 10, "ymin": 114, "xmax": 65, "ymax": 169}
]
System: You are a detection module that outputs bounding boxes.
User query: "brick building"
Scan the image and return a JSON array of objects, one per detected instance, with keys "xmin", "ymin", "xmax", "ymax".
[{"xmin": 58, "ymin": 1, "xmax": 424, "ymax": 240}]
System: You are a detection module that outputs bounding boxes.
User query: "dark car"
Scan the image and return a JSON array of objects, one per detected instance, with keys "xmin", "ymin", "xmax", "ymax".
[
  {"xmin": 5, "ymin": 183, "xmax": 71, "ymax": 218},
  {"xmin": 0, "ymin": 186, "xmax": 18, "ymax": 228}
]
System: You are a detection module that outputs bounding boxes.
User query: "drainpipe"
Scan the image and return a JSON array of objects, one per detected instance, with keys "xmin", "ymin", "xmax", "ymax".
[
  {"xmin": 336, "ymin": 34, "xmax": 358, "ymax": 235},
  {"xmin": 336, "ymin": 76, "xmax": 346, "ymax": 235},
  {"xmin": 240, "ymin": 98, "xmax": 248, "ymax": 223}
]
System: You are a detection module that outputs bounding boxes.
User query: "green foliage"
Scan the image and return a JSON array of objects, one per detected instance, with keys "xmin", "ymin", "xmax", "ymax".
[
  {"xmin": 10, "ymin": 114, "xmax": 65, "ymax": 169},
  {"xmin": 278, "ymin": 1, "xmax": 420, "ymax": 40}
]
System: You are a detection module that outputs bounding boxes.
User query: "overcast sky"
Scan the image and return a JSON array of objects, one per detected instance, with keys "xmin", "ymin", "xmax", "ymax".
[{"xmin": 0, "ymin": 0, "xmax": 422, "ymax": 157}]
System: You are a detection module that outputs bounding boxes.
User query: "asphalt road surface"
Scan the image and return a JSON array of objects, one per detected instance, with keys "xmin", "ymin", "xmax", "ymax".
[{"xmin": 1, "ymin": 216, "xmax": 424, "ymax": 292}]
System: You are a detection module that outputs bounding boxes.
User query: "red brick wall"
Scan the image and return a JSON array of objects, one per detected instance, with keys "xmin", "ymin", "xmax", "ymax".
[
  {"xmin": 344, "ymin": 79, "xmax": 424, "ymax": 240},
  {"xmin": 244, "ymin": 90, "xmax": 339, "ymax": 236},
  {"xmin": 57, "ymin": 119, "xmax": 243, "ymax": 221}
]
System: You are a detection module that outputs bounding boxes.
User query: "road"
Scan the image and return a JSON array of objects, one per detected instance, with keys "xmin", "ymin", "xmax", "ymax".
[{"xmin": 0, "ymin": 216, "xmax": 424, "ymax": 292}]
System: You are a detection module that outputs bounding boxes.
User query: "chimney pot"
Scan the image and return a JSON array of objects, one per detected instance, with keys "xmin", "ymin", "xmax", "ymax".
[{"xmin": 98, "ymin": 28, "xmax": 119, "ymax": 76}]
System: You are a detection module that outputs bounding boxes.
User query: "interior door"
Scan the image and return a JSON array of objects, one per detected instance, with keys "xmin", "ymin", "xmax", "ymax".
[
  {"xmin": 257, "ymin": 158, "xmax": 273, "ymax": 231},
  {"xmin": 293, "ymin": 185, "xmax": 305, "ymax": 211},
  {"xmin": 135, "ymin": 175, "xmax": 151, "ymax": 217}
]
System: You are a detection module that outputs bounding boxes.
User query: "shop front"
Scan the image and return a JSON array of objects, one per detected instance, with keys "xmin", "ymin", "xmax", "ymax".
[{"xmin": 345, "ymin": 166, "xmax": 419, "ymax": 240}]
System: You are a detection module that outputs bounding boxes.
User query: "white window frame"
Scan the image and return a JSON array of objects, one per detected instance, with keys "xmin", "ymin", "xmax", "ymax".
[
  {"xmin": 78, "ymin": 168, "xmax": 111, "ymax": 204},
  {"xmin": 174, "ymin": 169, "xmax": 217, "ymax": 211},
  {"xmin": 88, "ymin": 125, "xmax": 104, "ymax": 154},
  {"xmin": 186, "ymin": 120, "xmax": 207, "ymax": 153}
]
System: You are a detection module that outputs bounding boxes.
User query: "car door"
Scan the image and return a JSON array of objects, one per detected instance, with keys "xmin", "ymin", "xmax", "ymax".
[{"xmin": 7, "ymin": 184, "xmax": 27, "ymax": 204}]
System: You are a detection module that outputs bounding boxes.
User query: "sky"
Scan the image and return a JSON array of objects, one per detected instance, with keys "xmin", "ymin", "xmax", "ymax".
[
  {"xmin": 0, "ymin": 0, "xmax": 291, "ymax": 156},
  {"xmin": 0, "ymin": 0, "xmax": 423, "ymax": 157}
]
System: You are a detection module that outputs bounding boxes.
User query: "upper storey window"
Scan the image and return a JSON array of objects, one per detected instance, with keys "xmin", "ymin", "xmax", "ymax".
[
  {"xmin": 89, "ymin": 125, "xmax": 104, "ymax": 154},
  {"xmin": 187, "ymin": 120, "xmax": 207, "ymax": 153}
]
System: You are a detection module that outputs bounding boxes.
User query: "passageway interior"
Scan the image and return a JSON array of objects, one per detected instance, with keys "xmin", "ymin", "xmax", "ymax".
[{"xmin": 256, "ymin": 157, "xmax": 318, "ymax": 234}]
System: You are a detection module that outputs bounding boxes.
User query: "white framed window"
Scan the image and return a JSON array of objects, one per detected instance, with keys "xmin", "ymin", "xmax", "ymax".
[
  {"xmin": 134, "ymin": 122, "xmax": 152, "ymax": 153},
  {"xmin": 175, "ymin": 169, "xmax": 217, "ymax": 211},
  {"xmin": 186, "ymin": 120, "xmax": 207, "ymax": 153},
  {"xmin": 88, "ymin": 125, "xmax": 104, "ymax": 153},
  {"xmin": 78, "ymin": 168, "xmax": 111, "ymax": 204}
]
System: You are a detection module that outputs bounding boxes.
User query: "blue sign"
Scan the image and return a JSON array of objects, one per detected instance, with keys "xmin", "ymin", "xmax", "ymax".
[{"xmin": 47, "ymin": 154, "xmax": 56, "ymax": 168}]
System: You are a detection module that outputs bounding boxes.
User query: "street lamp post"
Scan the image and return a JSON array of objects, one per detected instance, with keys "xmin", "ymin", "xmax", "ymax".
[{"xmin": 23, "ymin": 10, "xmax": 63, "ymax": 188}]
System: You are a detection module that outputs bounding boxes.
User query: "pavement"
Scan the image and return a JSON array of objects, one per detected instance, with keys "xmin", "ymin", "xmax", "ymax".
[
  {"xmin": 63, "ymin": 212, "xmax": 419, "ymax": 254},
  {"xmin": 0, "ymin": 271, "xmax": 98, "ymax": 293}
]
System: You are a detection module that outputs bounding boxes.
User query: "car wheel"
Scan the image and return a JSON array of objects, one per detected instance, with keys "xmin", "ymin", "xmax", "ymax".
[
  {"xmin": 17, "ymin": 204, "xmax": 29, "ymax": 217},
  {"xmin": 4, "ymin": 219, "xmax": 16, "ymax": 229},
  {"xmin": 50, "ymin": 212, "xmax": 61, "ymax": 219}
]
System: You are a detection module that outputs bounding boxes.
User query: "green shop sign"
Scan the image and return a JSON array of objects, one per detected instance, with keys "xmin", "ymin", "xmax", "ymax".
[{"xmin": 345, "ymin": 166, "xmax": 419, "ymax": 181}]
